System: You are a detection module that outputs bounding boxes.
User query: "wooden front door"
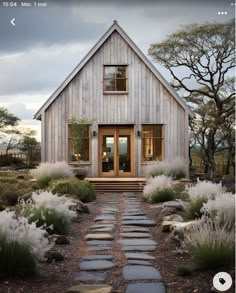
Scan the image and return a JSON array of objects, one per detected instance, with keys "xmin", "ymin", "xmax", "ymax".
[{"xmin": 98, "ymin": 126, "xmax": 134, "ymax": 177}]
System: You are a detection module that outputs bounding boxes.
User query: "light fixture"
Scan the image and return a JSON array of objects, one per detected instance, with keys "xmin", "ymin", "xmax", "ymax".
[
  {"xmin": 137, "ymin": 130, "xmax": 141, "ymax": 137},
  {"xmin": 92, "ymin": 130, "xmax": 96, "ymax": 137}
]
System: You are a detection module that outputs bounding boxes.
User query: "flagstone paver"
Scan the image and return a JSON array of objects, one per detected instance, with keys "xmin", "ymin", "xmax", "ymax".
[
  {"xmin": 89, "ymin": 227, "xmax": 114, "ymax": 233},
  {"xmin": 122, "ymin": 245, "xmax": 157, "ymax": 251},
  {"xmin": 94, "ymin": 215, "xmax": 116, "ymax": 221},
  {"xmin": 90, "ymin": 224, "xmax": 114, "ymax": 229},
  {"xmin": 81, "ymin": 255, "xmax": 114, "ymax": 261},
  {"xmin": 122, "ymin": 216, "xmax": 148, "ymax": 220},
  {"xmin": 123, "ymin": 265, "xmax": 162, "ymax": 280},
  {"xmin": 84, "ymin": 233, "xmax": 114, "ymax": 241},
  {"xmin": 74, "ymin": 271, "xmax": 108, "ymax": 281},
  {"xmin": 79, "ymin": 260, "xmax": 116, "ymax": 271},
  {"xmin": 118, "ymin": 239, "xmax": 156, "ymax": 246},
  {"xmin": 86, "ymin": 240, "xmax": 113, "ymax": 246},
  {"xmin": 88, "ymin": 246, "xmax": 112, "ymax": 251},
  {"xmin": 120, "ymin": 232, "xmax": 152, "ymax": 238},
  {"xmin": 125, "ymin": 252, "xmax": 156, "ymax": 260},
  {"xmin": 67, "ymin": 284, "xmax": 113, "ymax": 293},
  {"xmin": 122, "ymin": 226, "xmax": 150, "ymax": 232},
  {"xmin": 127, "ymin": 260, "xmax": 152, "ymax": 266},
  {"xmin": 122, "ymin": 219, "xmax": 156, "ymax": 227},
  {"xmin": 125, "ymin": 282, "xmax": 166, "ymax": 293}
]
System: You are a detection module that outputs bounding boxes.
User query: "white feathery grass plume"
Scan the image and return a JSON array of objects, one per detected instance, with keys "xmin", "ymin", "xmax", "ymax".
[
  {"xmin": 185, "ymin": 179, "xmax": 225, "ymax": 201},
  {"xmin": 31, "ymin": 191, "xmax": 77, "ymax": 221},
  {"xmin": 143, "ymin": 175, "xmax": 174, "ymax": 201},
  {"xmin": 0, "ymin": 210, "xmax": 52, "ymax": 260},
  {"xmin": 201, "ymin": 192, "xmax": 235, "ymax": 229},
  {"xmin": 30, "ymin": 161, "xmax": 74, "ymax": 179}
]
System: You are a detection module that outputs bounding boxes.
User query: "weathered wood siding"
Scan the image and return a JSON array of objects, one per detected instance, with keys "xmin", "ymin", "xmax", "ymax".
[{"xmin": 42, "ymin": 30, "xmax": 189, "ymax": 176}]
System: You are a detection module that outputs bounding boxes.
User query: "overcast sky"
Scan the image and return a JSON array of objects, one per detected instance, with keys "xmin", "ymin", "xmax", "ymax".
[{"xmin": 0, "ymin": 0, "xmax": 234, "ymax": 140}]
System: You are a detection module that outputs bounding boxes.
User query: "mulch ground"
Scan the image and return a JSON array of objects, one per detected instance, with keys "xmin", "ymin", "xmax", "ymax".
[{"xmin": 0, "ymin": 192, "xmax": 234, "ymax": 293}]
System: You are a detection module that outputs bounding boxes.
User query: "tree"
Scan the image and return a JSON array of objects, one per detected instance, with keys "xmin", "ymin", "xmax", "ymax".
[
  {"xmin": 3, "ymin": 135, "xmax": 19, "ymax": 155},
  {"xmin": 18, "ymin": 130, "xmax": 41, "ymax": 165},
  {"xmin": 189, "ymin": 78, "xmax": 235, "ymax": 176},
  {"xmin": 0, "ymin": 107, "xmax": 19, "ymax": 133},
  {"xmin": 148, "ymin": 19, "xmax": 235, "ymax": 178}
]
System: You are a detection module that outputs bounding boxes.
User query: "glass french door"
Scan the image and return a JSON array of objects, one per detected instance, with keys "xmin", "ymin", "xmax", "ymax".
[{"xmin": 99, "ymin": 126, "xmax": 134, "ymax": 177}]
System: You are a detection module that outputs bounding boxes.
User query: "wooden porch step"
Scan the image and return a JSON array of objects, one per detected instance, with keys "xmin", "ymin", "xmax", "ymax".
[{"xmin": 86, "ymin": 178, "xmax": 146, "ymax": 193}]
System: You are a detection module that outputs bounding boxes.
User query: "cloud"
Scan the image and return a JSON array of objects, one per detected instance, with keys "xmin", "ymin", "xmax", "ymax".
[
  {"xmin": 0, "ymin": 3, "xmax": 106, "ymax": 54},
  {"xmin": 5, "ymin": 103, "xmax": 35, "ymax": 120},
  {"xmin": 0, "ymin": 43, "xmax": 92, "ymax": 96}
]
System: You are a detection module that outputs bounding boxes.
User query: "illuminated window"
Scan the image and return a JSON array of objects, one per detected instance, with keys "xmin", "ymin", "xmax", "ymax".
[
  {"xmin": 68, "ymin": 125, "xmax": 90, "ymax": 161},
  {"xmin": 104, "ymin": 66, "xmax": 127, "ymax": 92},
  {"xmin": 142, "ymin": 125, "xmax": 163, "ymax": 161}
]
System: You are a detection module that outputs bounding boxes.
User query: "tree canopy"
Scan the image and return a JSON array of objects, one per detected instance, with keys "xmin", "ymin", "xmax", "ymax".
[
  {"xmin": 0, "ymin": 107, "xmax": 20, "ymax": 132},
  {"xmin": 148, "ymin": 19, "xmax": 235, "ymax": 178}
]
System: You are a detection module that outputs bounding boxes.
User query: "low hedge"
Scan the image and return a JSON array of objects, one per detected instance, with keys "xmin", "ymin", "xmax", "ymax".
[{"xmin": 51, "ymin": 178, "xmax": 96, "ymax": 203}]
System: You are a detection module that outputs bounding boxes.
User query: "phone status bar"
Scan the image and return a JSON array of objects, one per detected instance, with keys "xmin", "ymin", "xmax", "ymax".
[{"xmin": 1, "ymin": 1, "xmax": 48, "ymax": 8}]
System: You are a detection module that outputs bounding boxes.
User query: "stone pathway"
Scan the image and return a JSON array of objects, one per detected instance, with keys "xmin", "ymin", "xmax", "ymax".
[{"xmin": 67, "ymin": 193, "xmax": 166, "ymax": 293}]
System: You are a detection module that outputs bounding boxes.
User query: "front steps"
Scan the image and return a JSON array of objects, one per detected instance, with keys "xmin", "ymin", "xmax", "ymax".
[{"xmin": 86, "ymin": 178, "xmax": 146, "ymax": 193}]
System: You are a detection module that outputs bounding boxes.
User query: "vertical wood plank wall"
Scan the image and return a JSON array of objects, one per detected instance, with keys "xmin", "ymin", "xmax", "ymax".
[{"xmin": 42, "ymin": 31, "xmax": 189, "ymax": 176}]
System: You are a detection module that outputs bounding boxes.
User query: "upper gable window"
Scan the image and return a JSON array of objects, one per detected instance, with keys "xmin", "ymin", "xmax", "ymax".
[{"xmin": 104, "ymin": 66, "xmax": 127, "ymax": 93}]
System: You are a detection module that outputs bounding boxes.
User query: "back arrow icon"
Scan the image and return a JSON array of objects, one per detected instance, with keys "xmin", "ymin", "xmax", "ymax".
[{"xmin": 11, "ymin": 18, "xmax": 15, "ymax": 26}]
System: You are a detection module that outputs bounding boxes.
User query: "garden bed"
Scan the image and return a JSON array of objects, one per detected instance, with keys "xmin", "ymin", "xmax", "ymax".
[{"xmin": 142, "ymin": 196, "xmax": 235, "ymax": 293}]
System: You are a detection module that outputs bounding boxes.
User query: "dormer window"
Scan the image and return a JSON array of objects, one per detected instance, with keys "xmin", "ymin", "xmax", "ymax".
[{"xmin": 104, "ymin": 65, "xmax": 127, "ymax": 93}]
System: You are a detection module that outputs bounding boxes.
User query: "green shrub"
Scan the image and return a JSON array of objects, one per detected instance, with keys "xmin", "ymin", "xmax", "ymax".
[
  {"xmin": 0, "ymin": 177, "xmax": 17, "ymax": 183},
  {"xmin": 185, "ymin": 197, "xmax": 207, "ymax": 220},
  {"xmin": 182, "ymin": 219, "xmax": 235, "ymax": 269},
  {"xmin": 0, "ymin": 185, "xmax": 21, "ymax": 206},
  {"xmin": 0, "ymin": 233, "xmax": 36, "ymax": 277},
  {"xmin": 51, "ymin": 178, "xmax": 96, "ymax": 203},
  {"xmin": 37, "ymin": 176, "xmax": 54, "ymax": 188},
  {"xmin": 151, "ymin": 188, "xmax": 175, "ymax": 203},
  {"xmin": 166, "ymin": 168, "xmax": 186, "ymax": 180},
  {"xmin": 76, "ymin": 180, "xmax": 96, "ymax": 202},
  {"xmin": 21, "ymin": 205, "xmax": 69, "ymax": 235},
  {"xmin": 192, "ymin": 243, "xmax": 234, "ymax": 269},
  {"xmin": 149, "ymin": 169, "xmax": 165, "ymax": 177}
]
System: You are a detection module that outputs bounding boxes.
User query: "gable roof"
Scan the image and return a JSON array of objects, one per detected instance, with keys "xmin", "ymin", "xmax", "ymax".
[{"xmin": 34, "ymin": 20, "xmax": 194, "ymax": 120}]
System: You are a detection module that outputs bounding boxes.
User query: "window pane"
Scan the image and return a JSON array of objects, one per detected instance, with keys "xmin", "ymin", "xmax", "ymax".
[
  {"xmin": 153, "ymin": 126, "xmax": 162, "ymax": 137},
  {"xmin": 153, "ymin": 138, "xmax": 162, "ymax": 160},
  {"xmin": 116, "ymin": 79, "xmax": 126, "ymax": 91},
  {"xmin": 79, "ymin": 138, "xmax": 89, "ymax": 161},
  {"xmin": 142, "ymin": 125, "xmax": 162, "ymax": 138},
  {"xmin": 142, "ymin": 125, "xmax": 163, "ymax": 161},
  {"xmin": 116, "ymin": 66, "xmax": 126, "ymax": 78},
  {"xmin": 104, "ymin": 66, "xmax": 116, "ymax": 79},
  {"xmin": 104, "ymin": 79, "xmax": 115, "ymax": 91},
  {"xmin": 69, "ymin": 125, "xmax": 90, "ymax": 161},
  {"xmin": 102, "ymin": 136, "xmax": 114, "ymax": 172}
]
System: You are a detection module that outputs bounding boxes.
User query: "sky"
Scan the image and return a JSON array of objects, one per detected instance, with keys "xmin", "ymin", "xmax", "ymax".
[{"xmin": 0, "ymin": 0, "xmax": 234, "ymax": 141}]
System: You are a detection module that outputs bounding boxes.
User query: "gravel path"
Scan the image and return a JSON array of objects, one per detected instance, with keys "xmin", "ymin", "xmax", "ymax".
[{"xmin": 67, "ymin": 192, "xmax": 165, "ymax": 293}]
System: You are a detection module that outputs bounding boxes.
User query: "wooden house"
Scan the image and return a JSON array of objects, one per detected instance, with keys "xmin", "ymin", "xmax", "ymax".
[{"xmin": 34, "ymin": 21, "xmax": 193, "ymax": 178}]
